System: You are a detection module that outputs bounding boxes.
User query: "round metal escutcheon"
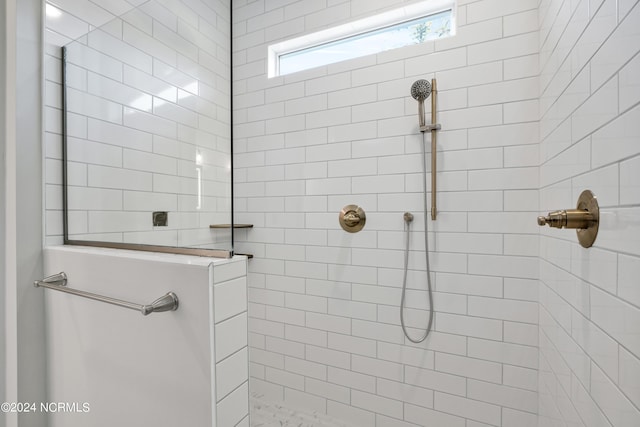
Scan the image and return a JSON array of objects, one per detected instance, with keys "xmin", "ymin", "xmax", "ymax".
[
  {"xmin": 576, "ymin": 190, "xmax": 599, "ymax": 248},
  {"xmin": 339, "ymin": 205, "xmax": 366, "ymax": 233}
]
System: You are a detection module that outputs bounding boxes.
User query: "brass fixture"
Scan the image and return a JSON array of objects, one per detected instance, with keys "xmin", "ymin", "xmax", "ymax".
[
  {"xmin": 429, "ymin": 78, "xmax": 438, "ymax": 220},
  {"xmin": 339, "ymin": 205, "xmax": 366, "ymax": 233},
  {"xmin": 418, "ymin": 79, "xmax": 440, "ymax": 220},
  {"xmin": 537, "ymin": 190, "xmax": 600, "ymax": 248}
]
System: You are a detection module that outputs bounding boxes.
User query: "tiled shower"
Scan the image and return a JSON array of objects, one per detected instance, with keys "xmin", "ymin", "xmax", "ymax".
[{"xmin": 39, "ymin": 0, "xmax": 640, "ymax": 426}]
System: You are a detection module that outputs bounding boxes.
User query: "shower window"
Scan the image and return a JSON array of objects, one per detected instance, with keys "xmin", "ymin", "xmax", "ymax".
[{"xmin": 268, "ymin": 0, "xmax": 454, "ymax": 77}]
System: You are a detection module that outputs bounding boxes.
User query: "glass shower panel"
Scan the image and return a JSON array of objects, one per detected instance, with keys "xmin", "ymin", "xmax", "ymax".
[{"xmin": 62, "ymin": 0, "xmax": 232, "ymax": 256}]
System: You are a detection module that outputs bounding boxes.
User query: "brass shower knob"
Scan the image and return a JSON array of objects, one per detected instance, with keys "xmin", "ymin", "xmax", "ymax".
[
  {"xmin": 537, "ymin": 209, "xmax": 595, "ymax": 229},
  {"xmin": 339, "ymin": 205, "xmax": 366, "ymax": 233},
  {"xmin": 537, "ymin": 190, "xmax": 599, "ymax": 248}
]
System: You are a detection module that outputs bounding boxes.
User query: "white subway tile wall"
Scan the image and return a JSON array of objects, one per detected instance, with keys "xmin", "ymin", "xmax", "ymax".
[
  {"xmin": 234, "ymin": 0, "xmax": 541, "ymax": 426},
  {"xmin": 539, "ymin": 0, "xmax": 640, "ymax": 427},
  {"xmin": 41, "ymin": 0, "xmax": 640, "ymax": 426},
  {"xmin": 214, "ymin": 259, "xmax": 250, "ymax": 427},
  {"xmin": 44, "ymin": 0, "xmax": 232, "ymax": 249}
]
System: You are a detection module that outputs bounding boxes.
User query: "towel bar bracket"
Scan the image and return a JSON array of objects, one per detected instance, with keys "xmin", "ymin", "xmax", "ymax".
[{"xmin": 34, "ymin": 271, "xmax": 68, "ymax": 287}]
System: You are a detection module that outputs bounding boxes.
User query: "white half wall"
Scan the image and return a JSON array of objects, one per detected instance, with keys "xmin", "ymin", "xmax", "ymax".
[{"xmin": 42, "ymin": 246, "xmax": 249, "ymax": 427}]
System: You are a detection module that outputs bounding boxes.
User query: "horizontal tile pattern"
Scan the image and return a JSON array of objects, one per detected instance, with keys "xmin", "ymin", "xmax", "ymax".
[
  {"xmin": 234, "ymin": 1, "xmax": 541, "ymax": 426},
  {"xmin": 539, "ymin": 0, "xmax": 640, "ymax": 426},
  {"xmin": 44, "ymin": 0, "xmax": 232, "ymax": 248},
  {"xmin": 213, "ymin": 259, "xmax": 250, "ymax": 422},
  {"xmin": 44, "ymin": 1, "xmax": 640, "ymax": 427}
]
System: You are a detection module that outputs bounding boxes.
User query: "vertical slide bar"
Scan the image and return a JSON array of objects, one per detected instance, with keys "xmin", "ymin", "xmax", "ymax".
[{"xmin": 431, "ymin": 78, "xmax": 437, "ymax": 220}]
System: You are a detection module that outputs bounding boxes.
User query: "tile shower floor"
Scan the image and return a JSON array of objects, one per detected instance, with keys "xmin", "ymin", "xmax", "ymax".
[{"xmin": 250, "ymin": 392, "xmax": 359, "ymax": 427}]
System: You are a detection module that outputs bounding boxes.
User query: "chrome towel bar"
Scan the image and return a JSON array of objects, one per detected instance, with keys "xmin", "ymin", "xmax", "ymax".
[{"xmin": 34, "ymin": 272, "xmax": 179, "ymax": 316}]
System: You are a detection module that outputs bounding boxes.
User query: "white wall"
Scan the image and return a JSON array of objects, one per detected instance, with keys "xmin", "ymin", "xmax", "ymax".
[
  {"xmin": 44, "ymin": 247, "xmax": 216, "ymax": 427},
  {"xmin": 43, "ymin": 0, "xmax": 138, "ymax": 248},
  {"xmin": 43, "ymin": 246, "xmax": 249, "ymax": 427},
  {"xmin": 30, "ymin": 0, "xmax": 640, "ymax": 426},
  {"xmin": 3, "ymin": 0, "xmax": 47, "ymax": 426},
  {"xmin": 1, "ymin": 0, "xmax": 10, "ymax": 417},
  {"xmin": 212, "ymin": 256, "xmax": 250, "ymax": 427},
  {"xmin": 43, "ymin": 0, "xmax": 232, "ymax": 250},
  {"xmin": 538, "ymin": 0, "xmax": 640, "ymax": 425},
  {"xmin": 233, "ymin": 0, "xmax": 541, "ymax": 425}
]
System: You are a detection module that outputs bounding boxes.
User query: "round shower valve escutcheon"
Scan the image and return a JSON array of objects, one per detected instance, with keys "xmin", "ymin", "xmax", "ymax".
[{"xmin": 339, "ymin": 205, "xmax": 366, "ymax": 233}]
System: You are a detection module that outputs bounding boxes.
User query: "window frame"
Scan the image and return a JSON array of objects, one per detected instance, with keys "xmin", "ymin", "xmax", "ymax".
[{"xmin": 268, "ymin": 0, "xmax": 456, "ymax": 78}]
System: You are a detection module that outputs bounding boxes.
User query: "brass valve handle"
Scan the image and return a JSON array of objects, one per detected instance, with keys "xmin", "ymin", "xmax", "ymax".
[
  {"xmin": 343, "ymin": 211, "xmax": 362, "ymax": 227},
  {"xmin": 537, "ymin": 209, "xmax": 595, "ymax": 229},
  {"xmin": 339, "ymin": 205, "xmax": 366, "ymax": 233},
  {"xmin": 537, "ymin": 190, "xmax": 599, "ymax": 248}
]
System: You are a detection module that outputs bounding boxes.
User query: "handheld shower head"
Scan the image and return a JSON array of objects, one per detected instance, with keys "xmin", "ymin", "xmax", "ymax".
[
  {"xmin": 411, "ymin": 79, "xmax": 431, "ymax": 101},
  {"xmin": 411, "ymin": 79, "xmax": 432, "ymax": 128}
]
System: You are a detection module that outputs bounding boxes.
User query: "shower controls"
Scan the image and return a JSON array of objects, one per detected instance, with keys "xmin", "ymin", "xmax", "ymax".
[
  {"xmin": 339, "ymin": 205, "xmax": 366, "ymax": 233},
  {"xmin": 537, "ymin": 209, "xmax": 594, "ymax": 228},
  {"xmin": 537, "ymin": 190, "xmax": 599, "ymax": 248},
  {"xmin": 153, "ymin": 211, "xmax": 168, "ymax": 226}
]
